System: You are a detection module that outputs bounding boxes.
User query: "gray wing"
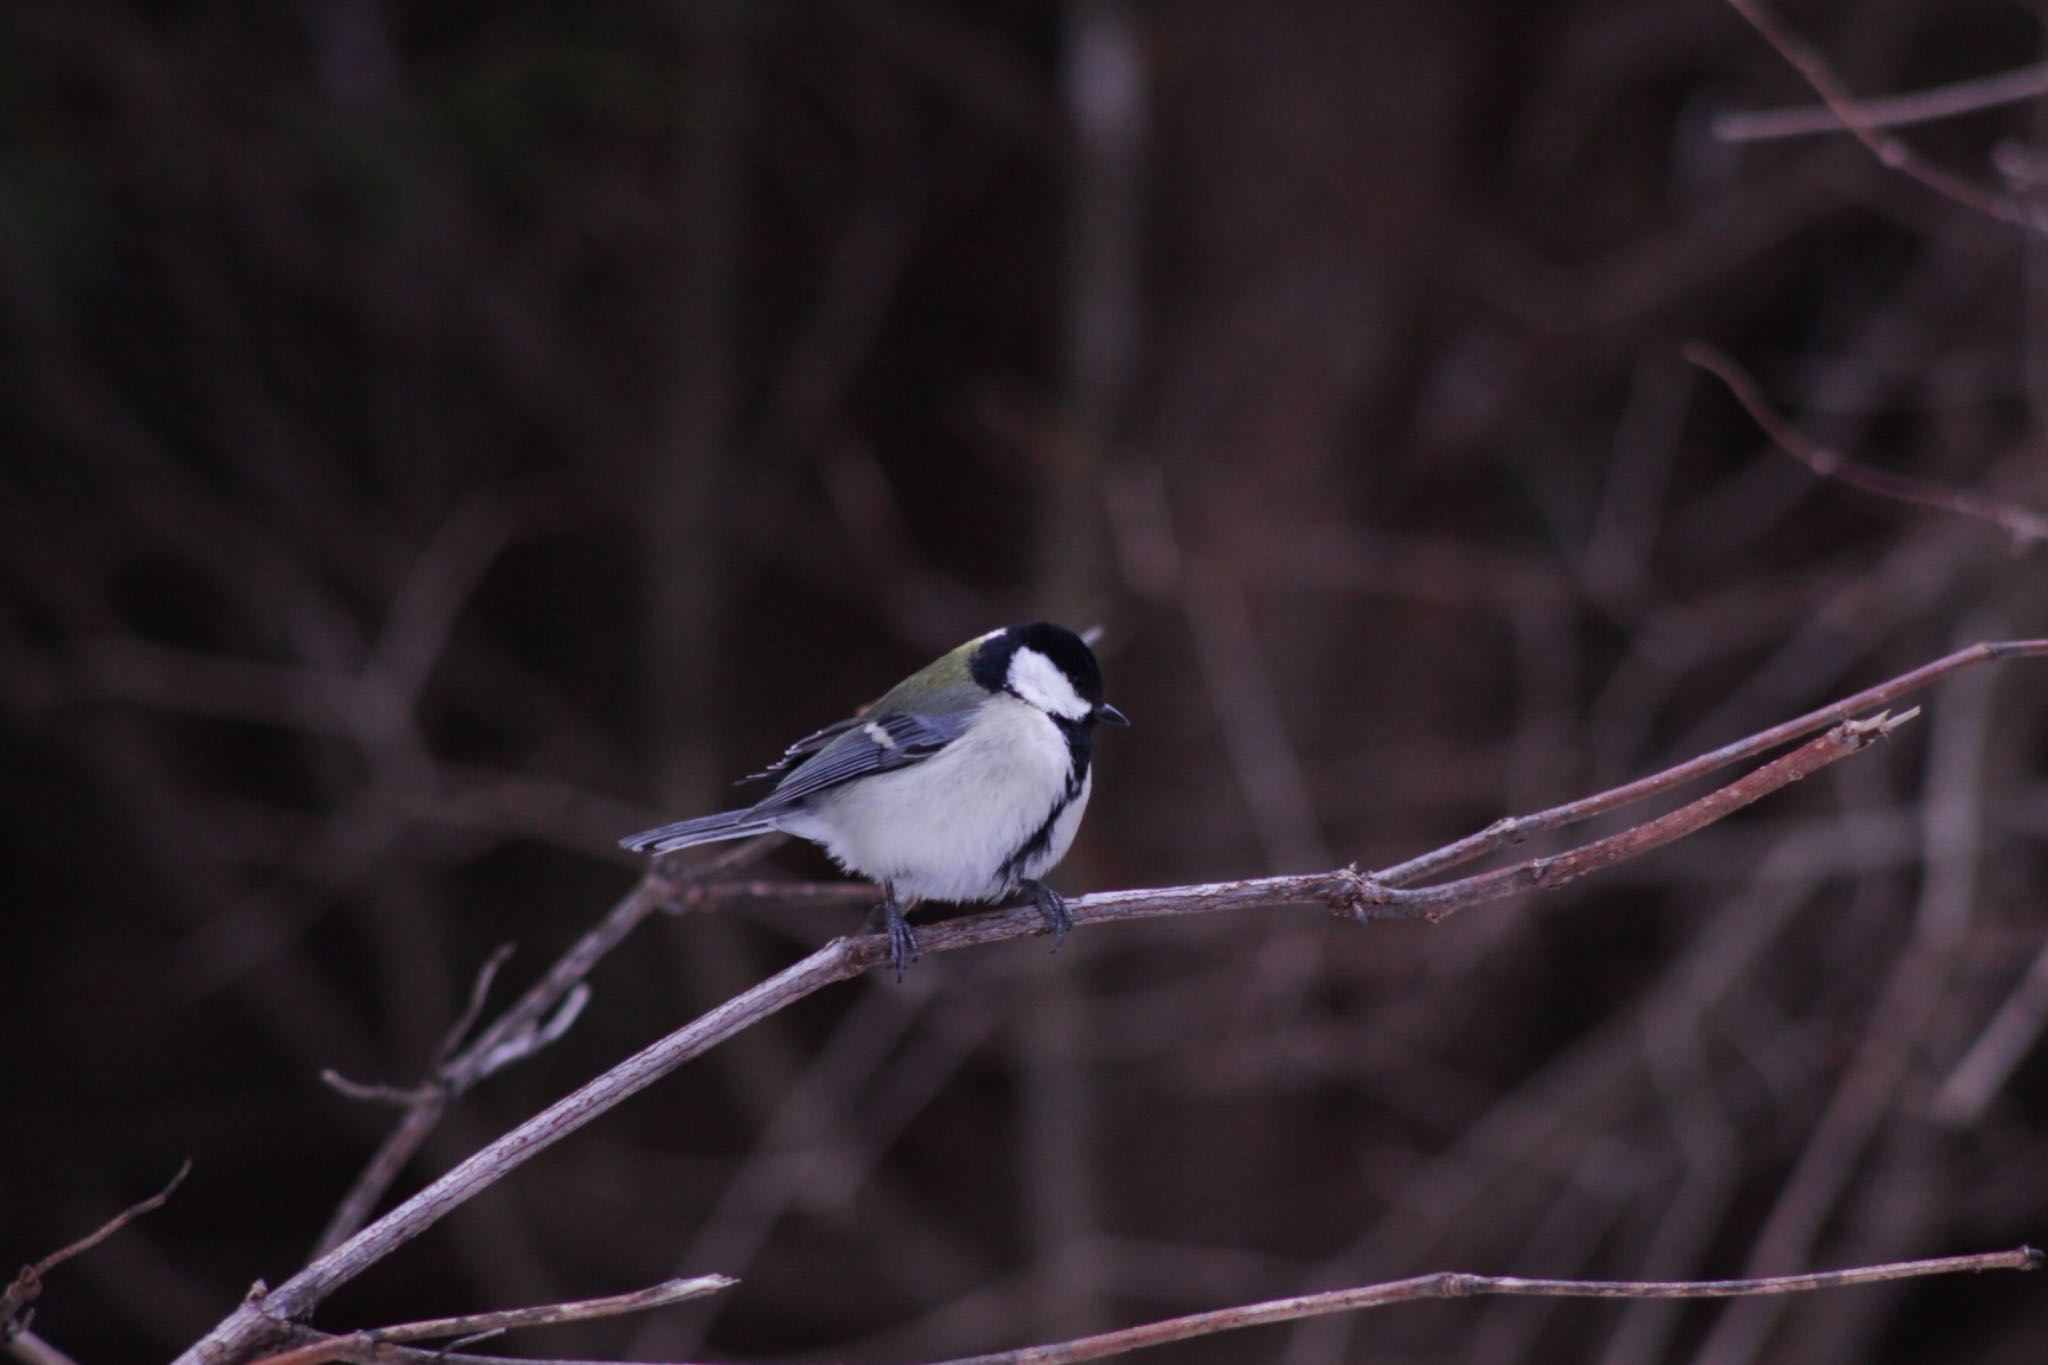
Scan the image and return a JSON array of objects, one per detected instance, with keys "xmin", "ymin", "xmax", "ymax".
[
  {"xmin": 739, "ymin": 716, "xmax": 866, "ymax": 785},
  {"xmin": 748, "ymin": 710, "xmax": 968, "ymax": 813}
]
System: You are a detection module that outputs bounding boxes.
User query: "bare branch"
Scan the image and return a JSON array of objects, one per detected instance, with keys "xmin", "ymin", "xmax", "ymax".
[
  {"xmin": 920, "ymin": 1247, "xmax": 2043, "ymax": 1365},
  {"xmin": 1378, "ymin": 640, "xmax": 2046, "ymax": 889},
  {"xmin": 317, "ymin": 962, "xmax": 589, "ymax": 1109},
  {"xmin": 1347, "ymin": 710, "xmax": 1915, "ymax": 920},
  {"xmin": 1714, "ymin": 61, "xmax": 2048, "ymax": 143},
  {"xmin": 310, "ymin": 841, "xmax": 775, "ymax": 1256},
  {"xmin": 317, "ymin": 1073, "xmax": 428, "ymax": 1108},
  {"xmin": 470, "ymin": 985, "xmax": 590, "ymax": 1079},
  {"xmin": 1686, "ymin": 342, "xmax": 2048, "ymax": 550},
  {"xmin": 1720, "ymin": 0, "xmax": 2036, "ymax": 230},
  {"xmin": 322, "ymin": 948, "xmax": 521, "ymax": 1107},
  {"xmin": 243, "ymin": 1276, "xmax": 736, "ymax": 1365},
  {"xmin": 174, "ymin": 644, "xmax": 2048, "ymax": 1365},
  {"xmin": 4, "ymin": 1161, "xmax": 192, "ymax": 1340},
  {"xmin": 1695, "ymin": 644, "xmax": 1997, "ymax": 1361},
  {"xmin": 1932, "ymin": 932, "xmax": 2048, "ymax": 1125},
  {"xmin": 433, "ymin": 943, "xmax": 520, "ymax": 1069}
]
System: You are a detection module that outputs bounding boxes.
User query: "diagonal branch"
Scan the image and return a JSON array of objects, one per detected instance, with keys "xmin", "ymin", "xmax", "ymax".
[
  {"xmin": 1720, "ymin": 0, "xmax": 2036, "ymax": 230},
  {"xmin": 243, "ymin": 1275, "xmax": 736, "ymax": 1365},
  {"xmin": 4, "ymin": 1160, "xmax": 192, "ymax": 1341},
  {"xmin": 173, "ymin": 643, "xmax": 2048, "ymax": 1365},
  {"xmin": 1346, "ymin": 710, "xmax": 1914, "ymax": 919},
  {"xmin": 1377, "ymin": 639, "xmax": 2047, "ymax": 888},
  {"xmin": 1686, "ymin": 343, "xmax": 2048, "ymax": 550},
  {"xmin": 1713, "ymin": 61, "xmax": 2048, "ymax": 144},
  {"xmin": 310, "ymin": 839, "xmax": 778, "ymax": 1256}
]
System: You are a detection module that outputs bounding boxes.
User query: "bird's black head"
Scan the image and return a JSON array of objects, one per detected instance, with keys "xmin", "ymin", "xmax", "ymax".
[{"xmin": 970, "ymin": 622, "xmax": 1128, "ymax": 727}]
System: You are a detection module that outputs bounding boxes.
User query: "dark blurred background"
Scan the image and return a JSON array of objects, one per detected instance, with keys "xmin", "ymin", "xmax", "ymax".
[{"xmin": 6, "ymin": 1, "xmax": 2048, "ymax": 1361}]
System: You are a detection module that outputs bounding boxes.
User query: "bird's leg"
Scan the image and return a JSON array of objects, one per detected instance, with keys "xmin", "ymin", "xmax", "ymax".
[
  {"xmin": 1019, "ymin": 879, "xmax": 1071, "ymax": 952},
  {"xmin": 866, "ymin": 882, "xmax": 919, "ymax": 981}
]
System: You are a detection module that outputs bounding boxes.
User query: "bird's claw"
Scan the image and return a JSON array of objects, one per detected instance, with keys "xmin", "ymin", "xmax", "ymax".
[
  {"xmin": 883, "ymin": 897, "xmax": 920, "ymax": 982},
  {"xmin": 1021, "ymin": 879, "xmax": 1071, "ymax": 953}
]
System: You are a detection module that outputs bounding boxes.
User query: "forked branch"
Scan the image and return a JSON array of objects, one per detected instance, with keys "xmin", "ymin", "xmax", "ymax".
[
  {"xmin": 172, "ymin": 640, "xmax": 2048, "ymax": 1365},
  {"xmin": 1720, "ymin": 0, "xmax": 2035, "ymax": 229}
]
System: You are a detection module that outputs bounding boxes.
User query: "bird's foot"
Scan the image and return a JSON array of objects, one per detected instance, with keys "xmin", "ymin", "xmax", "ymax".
[
  {"xmin": 866, "ymin": 891, "xmax": 920, "ymax": 981},
  {"xmin": 1020, "ymin": 879, "xmax": 1071, "ymax": 953}
]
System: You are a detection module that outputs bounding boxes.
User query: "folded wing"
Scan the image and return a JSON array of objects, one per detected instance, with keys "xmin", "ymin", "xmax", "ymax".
[{"xmin": 749, "ymin": 710, "xmax": 968, "ymax": 813}]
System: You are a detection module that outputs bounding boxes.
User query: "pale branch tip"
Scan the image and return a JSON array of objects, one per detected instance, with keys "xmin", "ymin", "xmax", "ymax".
[
  {"xmin": 472, "ymin": 982, "xmax": 591, "ymax": 1080},
  {"xmin": 319, "ymin": 1070, "xmax": 428, "ymax": 1107},
  {"xmin": 369, "ymin": 1272, "xmax": 739, "ymax": 1343},
  {"xmin": 5, "ymin": 1159, "xmax": 194, "ymax": 1340},
  {"xmin": 429, "ymin": 943, "xmax": 519, "ymax": 1070}
]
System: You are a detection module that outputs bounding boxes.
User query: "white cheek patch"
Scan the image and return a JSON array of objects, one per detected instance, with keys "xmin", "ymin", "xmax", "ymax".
[{"xmin": 1006, "ymin": 646, "xmax": 1092, "ymax": 720}]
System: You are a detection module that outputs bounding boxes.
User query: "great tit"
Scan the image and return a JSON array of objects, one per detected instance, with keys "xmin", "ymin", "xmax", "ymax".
[{"xmin": 622, "ymin": 621, "xmax": 1128, "ymax": 977}]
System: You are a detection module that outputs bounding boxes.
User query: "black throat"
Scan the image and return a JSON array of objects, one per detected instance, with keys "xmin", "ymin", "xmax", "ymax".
[
  {"xmin": 1047, "ymin": 710, "xmax": 1094, "ymax": 786},
  {"xmin": 1002, "ymin": 713, "xmax": 1093, "ymax": 883}
]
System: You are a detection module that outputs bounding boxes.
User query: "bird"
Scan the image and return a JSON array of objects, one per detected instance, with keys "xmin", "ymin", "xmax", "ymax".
[{"xmin": 621, "ymin": 622, "xmax": 1128, "ymax": 977}]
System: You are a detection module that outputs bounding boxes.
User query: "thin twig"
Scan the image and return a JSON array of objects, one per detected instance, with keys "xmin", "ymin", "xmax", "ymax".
[
  {"xmin": 318, "ymin": 1074, "xmax": 429, "ymax": 1107},
  {"xmin": 1377, "ymin": 640, "xmax": 2047, "ymax": 888},
  {"xmin": 234, "ymin": 1341, "xmax": 712, "ymax": 1365},
  {"xmin": 1686, "ymin": 342, "xmax": 2048, "ymax": 549},
  {"xmin": 1182, "ymin": 560, "xmax": 1332, "ymax": 869},
  {"xmin": 243, "ymin": 1276, "xmax": 736, "ymax": 1365},
  {"xmin": 1695, "ymin": 637, "xmax": 1998, "ymax": 1362},
  {"xmin": 310, "ymin": 840, "xmax": 774, "ymax": 1256},
  {"xmin": 4, "ymin": 1160, "xmax": 192, "ymax": 1339},
  {"xmin": 1720, "ymin": 0, "xmax": 2034, "ymax": 230},
  {"xmin": 1714, "ymin": 61, "xmax": 2048, "ymax": 143},
  {"xmin": 173, "ymin": 644, "xmax": 2048, "ymax": 1365},
  {"xmin": 432, "ymin": 943, "xmax": 519, "ymax": 1069},
  {"xmin": 324, "ymin": 946, "xmax": 518, "ymax": 1106},
  {"xmin": 1932, "ymin": 932, "xmax": 2048, "ymax": 1125},
  {"xmin": 1383, "ymin": 708, "xmax": 1916, "ymax": 911},
  {"xmin": 921, "ymin": 1247, "xmax": 2043, "ymax": 1365}
]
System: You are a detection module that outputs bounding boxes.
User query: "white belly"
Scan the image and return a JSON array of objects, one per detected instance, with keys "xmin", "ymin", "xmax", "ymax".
[{"xmin": 778, "ymin": 697, "xmax": 1091, "ymax": 904}]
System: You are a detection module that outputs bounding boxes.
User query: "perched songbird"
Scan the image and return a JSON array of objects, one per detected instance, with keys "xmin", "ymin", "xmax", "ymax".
[{"xmin": 621, "ymin": 622, "xmax": 1127, "ymax": 976}]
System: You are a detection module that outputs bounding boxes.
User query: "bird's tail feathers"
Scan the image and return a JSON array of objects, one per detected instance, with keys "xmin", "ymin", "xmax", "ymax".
[{"xmin": 619, "ymin": 809, "xmax": 776, "ymax": 855}]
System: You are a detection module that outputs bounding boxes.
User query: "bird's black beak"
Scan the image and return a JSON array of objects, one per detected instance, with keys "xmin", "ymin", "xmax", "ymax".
[{"xmin": 1094, "ymin": 702, "xmax": 1130, "ymax": 727}]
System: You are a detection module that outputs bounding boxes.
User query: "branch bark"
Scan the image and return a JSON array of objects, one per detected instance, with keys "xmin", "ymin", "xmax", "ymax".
[
  {"xmin": 4, "ymin": 1160, "xmax": 191, "ymax": 1341},
  {"xmin": 1713, "ymin": 61, "xmax": 2048, "ymax": 143},
  {"xmin": 311, "ymin": 839, "xmax": 777, "ymax": 1254},
  {"xmin": 171, "ymin": 642, "xmax": 2048, "ymax": 1365},
  {"xmin": 243, "ymin": 1275, "xmax": 735, "ymax": 1365},
  {"xmin": 921, "ymin": 1247, "xmax": 2043, "ymax": 1365},
  {"xmin": 1720, "ymin": 0, "xmax": 2036, "ymax": 230},
  {"xmin": 1686, "ymin": 343, "xmax": 2048, "ymax": 550}
]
